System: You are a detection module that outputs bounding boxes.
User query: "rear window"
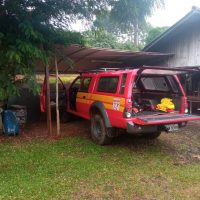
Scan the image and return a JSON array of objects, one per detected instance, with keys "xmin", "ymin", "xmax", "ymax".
[
  {"xmin": 167, "ymin": 76, "xmax": 179, "ymax": 93},
  {"xmin": 97, "ymin": 76, "xmax": 119, "ymax": 93},
  {"xmin": 141, "ymin": 77, "xmax": 170, "ymax": 91}
]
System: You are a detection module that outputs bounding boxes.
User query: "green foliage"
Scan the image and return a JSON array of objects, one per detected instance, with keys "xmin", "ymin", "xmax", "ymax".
[
  {"xmin": 84, "ymin": 29, "xmax": 119, "ymax": 49},
  {"xmin": 93, "ymin": 0, "xmax": 164, "ymax": 47},
  {"xmin": 83, "ymin": 29, "xmax": 138, "ymax": 51},
  {"xmin": 0, "ymin": 0, "xmax": 165, "ymax": 101},
  {"xmin": 145, "ymin": 26, "xmax": 169, "ymax": 45},
  {"xmin": 110, "ymin": 0, "xmax": 164, "ymax": 31},
  {"xmin": 0, "ymin": 0, "xmax": 108, "ymax": 101},
  {"xmin": 110, "ymin": 0, "xmax": 164, "ymax": 22},
  {"xmin": 119, "ymin": 40, "xmax": 140, "ymax": 51},
  {"xmin": 56, "ymin": 31, "xmax": 84, "ymax": 46},
  {"xmin": 0, "ymin": 20, "xmax": 48, "ymax": 101}
]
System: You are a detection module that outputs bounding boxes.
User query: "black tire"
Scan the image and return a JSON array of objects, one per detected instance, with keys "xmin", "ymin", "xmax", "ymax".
[
  {"xmin": 91, "ymin": 114, "xmax": 113, "ymax": 145},
  {"xmin": 141, "ymin": 131, "xmax": 161, "ymax": 139}
]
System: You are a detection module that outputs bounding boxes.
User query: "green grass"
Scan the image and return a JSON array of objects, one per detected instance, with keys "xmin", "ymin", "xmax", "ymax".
[
  {"xmin": 0, "ymin": 137, "xmax": 200, "ymax": 200},
  {"xmin": 36, "ymin": 74, "xmax": 77, "ymax": 85}
]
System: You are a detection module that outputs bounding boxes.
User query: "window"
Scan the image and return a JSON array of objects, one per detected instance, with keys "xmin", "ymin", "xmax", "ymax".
[
  {"xmin": 49, "ymin": 77, "xmax": 64, "ymax": 91},
  {"xmin": 72, "ymin": 78, "xmax": 81, "ymax": 88},
  {"xmin": 167, "ymin": 76, "xmax": 179, "ymax": 93},
  {"xmin": 141, "ymin": 77, "xmax": 170, "ymax": 91},
  {"xmin": 71, "ymin": 78, "xmax": 81, "ymax": 90},
  {"xmin": 79, "ymin": 77, "xmax": 91, "ymax": 92},
  {"xmin": 120, "ymin": 74, "xmax": 127, "ymax": 94},
  {"xmin": 97, "ymin": 76, "xmax": 119, "ymax": 93}
]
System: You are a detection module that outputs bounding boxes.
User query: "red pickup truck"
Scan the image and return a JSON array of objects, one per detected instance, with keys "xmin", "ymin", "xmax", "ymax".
[{"xmin": 41, "ymin": 67, "xmax": 200, "ymax": 145}]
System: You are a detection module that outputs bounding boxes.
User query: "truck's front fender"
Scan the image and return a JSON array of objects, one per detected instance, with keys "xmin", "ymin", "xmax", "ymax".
[{"xmin": 90, "ymin": 101, "xmax": 112, "ymax": 128}]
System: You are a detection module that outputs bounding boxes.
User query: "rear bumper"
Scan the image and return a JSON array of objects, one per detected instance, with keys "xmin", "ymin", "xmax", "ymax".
[
  {"xmin": 126, "ymin": 122, "xmax": 158, "ymax": 134},
  {"xmin": 119, "ymin": 113, "xmax": 200, "ymax": 134},
  {"xmin": 126, "ymin": 121, "xmax": 188, "ymax": 134}
]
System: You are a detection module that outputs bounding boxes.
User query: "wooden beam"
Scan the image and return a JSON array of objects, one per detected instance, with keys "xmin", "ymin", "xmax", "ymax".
[
  {"xmin": 55, "ymin": 56, "xmax": 60, "ymax": 136},
  {"xmin": 45, "ymin": 64, "xmax": 52, "ymax": 136}
]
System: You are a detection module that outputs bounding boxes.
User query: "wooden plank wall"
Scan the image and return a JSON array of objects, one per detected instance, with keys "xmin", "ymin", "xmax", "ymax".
[{"xmin": 150, "ymin": 24, "xmax": 200, "ymax": 67}]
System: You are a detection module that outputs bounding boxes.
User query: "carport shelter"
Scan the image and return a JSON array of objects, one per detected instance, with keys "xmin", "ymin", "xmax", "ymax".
[{"xmin": 36, "ymin": 44, "xmax": 173, "ymax": 136}]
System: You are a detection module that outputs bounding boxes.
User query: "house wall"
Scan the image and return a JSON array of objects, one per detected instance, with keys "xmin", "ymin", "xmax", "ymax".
[{"xmin": 148, "ymin": 22, "xmax": 200, "ymax": 67}]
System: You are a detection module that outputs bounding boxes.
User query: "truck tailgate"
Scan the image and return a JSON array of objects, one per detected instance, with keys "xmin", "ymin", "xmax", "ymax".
[{"xmin": 133, "ymin": 114, "xmax": 200, "ymax": 125}]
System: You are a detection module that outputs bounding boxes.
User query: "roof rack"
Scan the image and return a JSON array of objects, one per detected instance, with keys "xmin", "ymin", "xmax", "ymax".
[
  {"xmin": 78, "ymin": 67, "xmax": 124, "ymax": 74},
  {"xmin": 74, "ymin": 65, "xmax": 200, "ymax": 75}
]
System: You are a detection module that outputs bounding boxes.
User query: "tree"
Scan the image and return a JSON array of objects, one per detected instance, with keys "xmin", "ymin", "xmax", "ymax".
[
  {"xmin": 0, "ymin": 0, "xmax": 109, "ymax": 101},
  {"xmin": 84, "ymin": 29, "xmax": 118, "ymax": 49},
  {"xmin": 93, "ymin": 0, "xmax": 164, "ymax": 47},
  {"xmin": 0, "ymin": 0, "xmax": 165, "ymax": 101},
  {"xmin": 83, "ymin": 29, "xmax": 138, "ymax": 51},
  {"xmin": 145, "ymin": 26, "xmax": 169, "ymax": 45}
]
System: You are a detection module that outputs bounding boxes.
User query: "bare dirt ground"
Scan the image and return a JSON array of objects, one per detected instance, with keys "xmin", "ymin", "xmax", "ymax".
[
  {"xmin": 159, "ymin": 121, "xmax": 200, "ymax": 164},
  {"xmin": 1, "ymin": 119, "xmax": 200, "ymax": 163}
]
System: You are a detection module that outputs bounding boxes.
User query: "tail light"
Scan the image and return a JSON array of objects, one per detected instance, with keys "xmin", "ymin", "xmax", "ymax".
[
  {"xmin": 185, "ymin": 100, "xmax": 188, "ymax": 113},
  {"xmin": 185, "ymin": 108, "xmax": 189, "ymax": 114}
]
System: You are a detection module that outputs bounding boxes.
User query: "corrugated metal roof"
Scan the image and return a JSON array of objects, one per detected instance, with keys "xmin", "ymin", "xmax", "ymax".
[
  {"xmin": 36, "ymin": 44, "xmax": 173, "ymax": 73},
  {"xmin": 143, "ymin": 7, "xmax": 200, "ymax": 52}
]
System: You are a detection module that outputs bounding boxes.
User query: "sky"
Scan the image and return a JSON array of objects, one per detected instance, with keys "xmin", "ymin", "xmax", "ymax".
[{"xmin": 148, "ymin": 0, "xmax": 200, "ymax": 27}]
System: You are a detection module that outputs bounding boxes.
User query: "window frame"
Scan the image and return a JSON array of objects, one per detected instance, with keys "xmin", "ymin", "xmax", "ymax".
[
  {"xmin": 119, "ymin": 73, "xmax": 127, "ymax": 94},
  {"xmin": 96, "ymin": 76, "xmax": 119, "ymax": 94},
  {"xmin": 70, "ymin": 77, "xmax": 81, "ymax": 91},
  {"xmin": 79, "ymin": 77, "xmax": 92, "ymax": 93}
]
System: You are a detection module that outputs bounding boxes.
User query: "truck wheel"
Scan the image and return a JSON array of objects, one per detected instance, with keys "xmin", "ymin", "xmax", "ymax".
[
  {"xmin": 91, "ymin": 114, "xmax": 112, "ymax": 145},
  {"xmin": 141, "ymin": 131, "xmax": 161, "ymax": 139}
]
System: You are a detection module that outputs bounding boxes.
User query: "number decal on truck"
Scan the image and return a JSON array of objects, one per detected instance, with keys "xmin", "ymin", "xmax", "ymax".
[{"xmin": 113, "ymin": 101, "xmax": 120, "ymax": 111}]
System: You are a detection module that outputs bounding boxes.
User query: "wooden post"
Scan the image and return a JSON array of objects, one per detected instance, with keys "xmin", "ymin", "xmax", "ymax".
[
  {"xmin": 45, "ymin": 64, "xmax": 52, "ymax": 136},
  {"xmin": 55, "ymin": 56, "xmax": 60, "ymax": 136}
]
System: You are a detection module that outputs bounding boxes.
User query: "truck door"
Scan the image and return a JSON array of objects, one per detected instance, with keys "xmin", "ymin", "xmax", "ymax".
[
  {"xmin": 40, "ymin": 76, "xmax": 66, "ymax": 112},
  {"xmin": 76, "ymin": 77, "xmax": 92, "ymax": 119},
  {"xmin": 68, "ymin": 77, "xmax": 81, "ymax": 111}
]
